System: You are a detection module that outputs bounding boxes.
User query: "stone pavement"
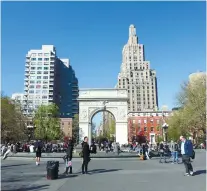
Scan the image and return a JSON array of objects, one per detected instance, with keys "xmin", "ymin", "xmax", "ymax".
[{"xmin": 1, "ymin": 151, "xmax": 206, "ymax": 191}]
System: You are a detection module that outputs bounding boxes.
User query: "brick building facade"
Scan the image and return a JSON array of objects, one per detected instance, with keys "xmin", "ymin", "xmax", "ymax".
[
  {"xmin": 128, "ymin": 111, "xmax": 172, "ymax": 144},
  {"xmin": 60, "ymin": 118, "xmax": 73, "ymax": 138}
]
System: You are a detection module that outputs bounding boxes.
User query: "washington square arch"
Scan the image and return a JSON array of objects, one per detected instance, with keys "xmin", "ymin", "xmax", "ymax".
[{"xmin": 78, "ymin": 89, "xmax": 128, "ymax": 145}]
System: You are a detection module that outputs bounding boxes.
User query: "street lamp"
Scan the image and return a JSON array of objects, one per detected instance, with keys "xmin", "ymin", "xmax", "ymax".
[{"xmin": 162, "ymin": 122, "xmax": 169, "ymax": 142}]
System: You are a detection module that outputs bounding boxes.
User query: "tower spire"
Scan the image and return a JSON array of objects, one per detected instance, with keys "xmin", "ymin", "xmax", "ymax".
[
  {"xmin": 129, "ymin": 24, "xmax": 136, "ymax": 37},
  {"xmin": 128, "ymin": 24, "xmax": 138, "ymax": 44}
]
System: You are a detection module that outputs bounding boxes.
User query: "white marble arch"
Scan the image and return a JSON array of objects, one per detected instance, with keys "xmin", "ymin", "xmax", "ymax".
[{"xmin": 78, "ymin": 88, "xmax": 128, "ymax": 145}]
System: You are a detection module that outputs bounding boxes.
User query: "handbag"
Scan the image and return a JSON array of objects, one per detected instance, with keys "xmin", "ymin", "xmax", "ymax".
[{"xmin": 191, "ymin": 150, "xmax": 195, "ymax": 159}]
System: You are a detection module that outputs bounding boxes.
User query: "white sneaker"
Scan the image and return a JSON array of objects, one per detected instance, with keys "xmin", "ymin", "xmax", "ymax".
[
  {"xmin": 190, "ymin": 171, "xmax": 194, "ymax": 176},
  {"xmin": 184, "ymin": 173, "xmax": 190, "ymax": 176}
]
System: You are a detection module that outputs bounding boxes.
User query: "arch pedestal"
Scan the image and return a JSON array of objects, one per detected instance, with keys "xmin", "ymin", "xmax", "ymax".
[{"xmin": 78, "ymin": 89, "xmax": 128, "ymax": 145}]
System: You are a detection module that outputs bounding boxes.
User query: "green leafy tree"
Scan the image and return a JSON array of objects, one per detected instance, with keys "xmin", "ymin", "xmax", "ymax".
[
  {"xmin": 167, "ymin": 75, "xmax": 206, "ymax": 143},
  {"xmin": 33, "ymin": 104, "xmax": 61, "ymax": 142},
  {"xmin": 1, "ymin": 96, "xmax": 27, "ymax": 143},
  {"xmin": 72, "ymin": 114, "xmax": 79, "ymax": 144},
  {"xmin": 91, "ymin": 122, "xmax": 96, "ymax": 138}
]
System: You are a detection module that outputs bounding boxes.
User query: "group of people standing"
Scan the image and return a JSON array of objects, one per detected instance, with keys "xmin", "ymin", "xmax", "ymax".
[{"xmin": 63, "ymin": 136, "xmax": 91, "ymax": 175}]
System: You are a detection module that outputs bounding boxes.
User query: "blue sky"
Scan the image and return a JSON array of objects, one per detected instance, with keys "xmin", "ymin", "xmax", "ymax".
[{"xmin": 2, "ymin": 2, "xmax": 206, "ymax": 126}]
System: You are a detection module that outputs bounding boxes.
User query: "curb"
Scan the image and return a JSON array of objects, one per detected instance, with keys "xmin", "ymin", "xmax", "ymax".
[{"xmin": 8, "ymin": 155, "xmax": 139, "ymax": 159}]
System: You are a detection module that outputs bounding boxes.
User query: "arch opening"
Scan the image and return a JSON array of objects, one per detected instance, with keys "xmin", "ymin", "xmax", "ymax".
[{"xmin": 90, "ymin": 110, "xmax": 116, "ymax": 143}]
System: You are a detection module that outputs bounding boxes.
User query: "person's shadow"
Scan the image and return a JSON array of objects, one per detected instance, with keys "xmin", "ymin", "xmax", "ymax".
[{"xmin": 194, "ymin": 170, "xmax": 206, "ymax": 176}]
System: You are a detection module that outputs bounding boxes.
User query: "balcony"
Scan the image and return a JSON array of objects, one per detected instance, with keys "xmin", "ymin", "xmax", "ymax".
[
  {"xmin": 25, "ymin": 68, "xmax": 29, "ymax": 72},
  {"xmin": 50, "ymin": 73, "xmax": 54, "ymax": 77},
  {"xmin": 24, "ymin": 82, "xmax": 28, "ymax": 85},
  {"xmin": 25, "ymin": 73, "xmax": 29, "ymax": 76}
]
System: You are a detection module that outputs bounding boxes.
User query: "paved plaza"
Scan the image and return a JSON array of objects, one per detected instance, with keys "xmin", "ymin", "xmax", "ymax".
[{"xmin": 1, "ymin": 151, "xmax": 206, "ymax": 191}]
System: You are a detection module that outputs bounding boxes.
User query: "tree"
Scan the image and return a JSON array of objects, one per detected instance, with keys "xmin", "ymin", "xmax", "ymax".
[
  {"xmin": 91, "ymin": 122, "xmax": 96, "ymax": 138},
  {"xmin": 1, "ymin": 96, "xmax": 27, "ymax": 143},
  {"xmin": 167, "ymin": 75, "xmax": 206, "ymax": 142},
  {"xmin": 33, "ymin": 104, "xmax": 61, "ymax": 142},
  {"xmin": 72, "ymin": 114, "xmax": 79, "ymax": 144}
]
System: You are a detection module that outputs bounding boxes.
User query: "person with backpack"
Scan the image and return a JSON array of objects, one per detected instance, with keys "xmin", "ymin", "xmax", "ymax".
[{"xmin": 180, "ymin": 136, "xmax": 194, "ymax": 176}]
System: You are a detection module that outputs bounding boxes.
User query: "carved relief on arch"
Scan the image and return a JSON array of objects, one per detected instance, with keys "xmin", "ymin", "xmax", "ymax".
[{"xmin": 80, "ymin": 109, "xmax": 88, "ymax": 120}]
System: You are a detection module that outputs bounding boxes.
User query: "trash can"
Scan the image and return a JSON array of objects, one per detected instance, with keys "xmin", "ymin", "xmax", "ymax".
[{"xmin": 46, "ymin": 161, "xmax": 59, "ymax": 180}]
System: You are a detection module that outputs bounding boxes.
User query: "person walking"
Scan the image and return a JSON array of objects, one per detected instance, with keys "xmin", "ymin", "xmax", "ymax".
[
  {"xmin": 34, "ymin": 140, "xmax": 42, "ymax": 166},
  {"xmin": 180, "ymin": 136, "xmax": 194, "ymax": 176},
  {"xmin": 2, "ymin": 143, "xmax": 11, "ymax": 160},
  {"xmin": 81, "ymin": 137, "xmax": 90, "ymax": 174}
]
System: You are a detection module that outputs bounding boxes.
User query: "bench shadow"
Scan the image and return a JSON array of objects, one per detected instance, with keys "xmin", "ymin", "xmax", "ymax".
[
  {"xmin": 194, "ymin": 170, "xmax": 206, "ymax": 176},
  {"xmin": 88, "ymin": 168, "xmax": 122, "ymax": 174}
]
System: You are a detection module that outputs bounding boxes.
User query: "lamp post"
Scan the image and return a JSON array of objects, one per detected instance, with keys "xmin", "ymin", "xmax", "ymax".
[{"xmin": 162, "ymin": 123, "xmax": 169, "ymax": 142}]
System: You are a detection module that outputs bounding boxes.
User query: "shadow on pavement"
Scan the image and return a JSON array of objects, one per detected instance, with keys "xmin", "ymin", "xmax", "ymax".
[
  {"xmin": 2, "ymin": 184, "xmax": 49, "ymax": 191},
  {"xmin": 1, "ymin": 164, "xmax": 30, "ymax": 168},
  {"xmin": 58, "ymin": 174, "xmax": 78, "ymax": 179},
  {"xmin": 194, "ymin": 170, "xmax": 206, "ymax": 176},
  {"xmin": 88, "ymin": 168, "xmax": 122, "ymax": 174}
]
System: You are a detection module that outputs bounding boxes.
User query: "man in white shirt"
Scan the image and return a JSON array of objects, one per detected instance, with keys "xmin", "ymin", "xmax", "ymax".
[{"xmin": 180, "ymin": 136, "xmax": 194, "ymax": 176}]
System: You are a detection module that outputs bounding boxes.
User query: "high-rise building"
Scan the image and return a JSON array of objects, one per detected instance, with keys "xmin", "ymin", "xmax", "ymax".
[
  {"xmin": 11, "ymin": 93, "xmax": 24, "ymax": 105},
  {"xmin": 116, "ymin": 25, "xmax": 158, "ymax": 112},
  {"xmin": 23, "ymin": 45, "xmax": 79, "ymax": 118},
  {"xmin": 55, "ymin": 59, "xmax": 79, "ymax": 118}
]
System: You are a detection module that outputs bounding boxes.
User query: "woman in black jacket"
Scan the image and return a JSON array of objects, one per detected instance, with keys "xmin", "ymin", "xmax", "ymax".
[{"xmin": 82, "ymin": 137, "xmax": 90, "ymax": 174}]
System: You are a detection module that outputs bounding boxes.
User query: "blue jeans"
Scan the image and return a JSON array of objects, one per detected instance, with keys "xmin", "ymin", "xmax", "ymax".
[{"xmin": 171, "ymin": 151, "xmax": 178, "ymax": 162}]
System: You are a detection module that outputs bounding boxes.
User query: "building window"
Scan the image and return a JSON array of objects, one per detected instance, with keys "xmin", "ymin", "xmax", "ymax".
[
  {"xmin": 37, "ymin": 62, "xmax": 42, "ymax": 65},
  {"xmin": 31, "ymin": 62, "xmax": 36, "ymax": 65},
  {"xmin": 30, "ymin": 80, "xmax": 35, "ymax": 84},
  {"xmin": 38, "ymin": 53, "xmax": 42, "ymax": 56},
  {"xmin": 31, "ymin": 58, "xmax": 36, "ymax": 61},
  {"xmin": 144, "ymin": 127, "xmax": 147, "ymax": 131},
  {"xmin": 29, "ymin": 90, "xmax": 34, "ymax": 93},
  {"xmin": 43, "ymin": 76, "xmax": 48, "ymax": 79},
  {"xmin": 43, "ymin": 81, "xmax": 48, "ymax": 84},
  {"xmin": 30, "ymin": 71, "xmax": 35, "ymax": 74},
  {"xmin": 62, "ymin": 122, "xmax": 64, "ymax": 125},
  {"xmin": 37, "ymin": 76, "xmax": 41, "ymax": 79},
  {"xmin": 37, "ymin": 71, "xmax": 41, "ymax": 74},
  {"xmin": 36, "ymin": 90, "xmax": 41, "ymax": 94},
  {"xmin": 44, "ymin": 67, "xmax": 49, "ymax": 70},
  {"xmin": 44, "ymin": 58, "xmax": 49, "ymax": 61},
  {"xmin": 44, "ymin": 62, "xmax": 49, "ymax": 65},
  {"xmin": 43, "ymin": 85, "xmax": 48, "ymax": 89},
  {"xmin": 151, "ymin": 127, "xmax": 154, "ymax": 132},
  {"xmin": 38, "ymin": 58, "xmax": 42, "ymax": 61},
  {"xmin": 44, "ymin": 71, "xmax": 48, "ymax": 74},
  {"xmin": 36, "ymin": 81, "xmax": 41, "ymax": 84},
  {"xmin": 31, "ymin": 67, "xmax": 35, "ymax": 70},
  {"xmin": 68, "ymin": 122, "xmax": 70, "ymax": 125},
  {"xmin": 42, "ymin": 96, "xmax": 47, "ymax": 99},
  {"xmin": 37, "ymin": 67, "xmax": 42, "ymax": 70},
  {"xmin": 42, "ymin": 90, "xmax": 47, "ymax": 94},
  {"xmin": 29, "ymin": 85, "xmax": 34, "ymax": 88},
  {"xmin": 44, "ymin": 53, "xmax": 49, "ymax": 56},
  {"xmin": 36, "ymin": 85, "xmax": 41, "ymax": 89}
]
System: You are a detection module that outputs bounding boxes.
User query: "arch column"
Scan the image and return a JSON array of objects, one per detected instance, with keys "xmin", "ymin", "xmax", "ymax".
[{"xmin": 116, "ymin": 122, "xmax": 128, "ymax": 144}]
